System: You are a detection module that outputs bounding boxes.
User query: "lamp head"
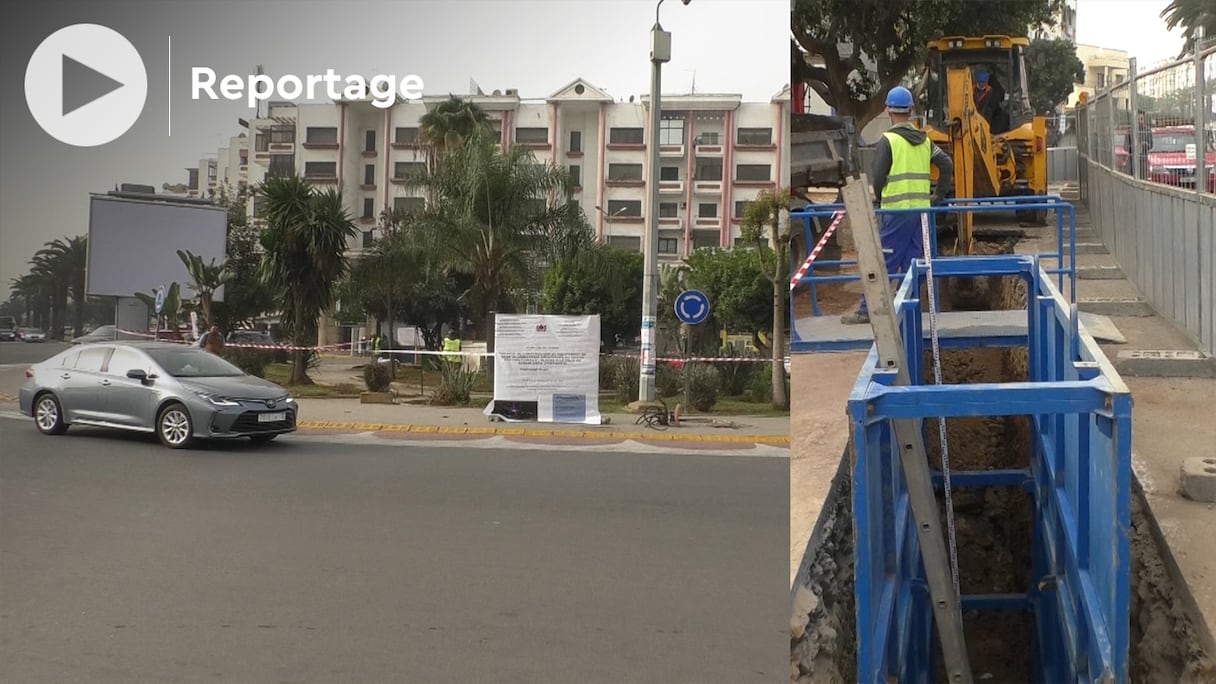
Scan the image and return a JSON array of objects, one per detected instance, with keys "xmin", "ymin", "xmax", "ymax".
[{"xmin": 681, "ymin": 0, "xmax": 691, "ymax": 5}]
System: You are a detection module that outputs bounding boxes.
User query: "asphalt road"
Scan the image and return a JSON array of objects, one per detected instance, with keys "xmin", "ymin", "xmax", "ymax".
[{"xmin": 0, "ymin": 418, "xmax": 788, "ymax": 683}]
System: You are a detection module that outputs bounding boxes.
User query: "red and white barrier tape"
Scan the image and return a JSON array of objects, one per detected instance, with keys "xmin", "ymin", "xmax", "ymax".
[
  {"xmin": 789, "ymin": 210, "xmax": 845, "ymax": 292},
  {"xmin": 115, "ymin": 329, "xmax": 352, "ymax": 352}
]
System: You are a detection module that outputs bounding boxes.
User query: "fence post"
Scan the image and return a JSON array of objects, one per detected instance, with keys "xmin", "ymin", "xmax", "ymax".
[
  {"xmin": 1107, "ymin": 85, "xmax": 1117, "ymax": 170},
  {"xmin": 1128, "ymin": 58, "xmax": 1139, "ymax": 180},
  {"xmin": 1195, "ymin": 31, "xmax": 1208, "ymax": 195}
]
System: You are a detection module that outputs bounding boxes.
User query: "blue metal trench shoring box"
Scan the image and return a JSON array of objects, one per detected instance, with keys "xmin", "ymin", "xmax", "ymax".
[{"xmin": 847, "ymin": 254, "xmax": 1132, "ymax": 683}]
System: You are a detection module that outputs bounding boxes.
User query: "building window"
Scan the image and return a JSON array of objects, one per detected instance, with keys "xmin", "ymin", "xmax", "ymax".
[
  {"xmin": 569, "ymin": 130, "xmax": 582, "ymax": 152},
  {"xmin": 697, "ymin": 131, "xmax": 721, "ymax": 145},
  {"xmin": 736, "ymin": 164, "xmax": 772, "ymax": 182},
  {"xmin": 606, "ymin": 199, "xmax": 642, "ymax": 217},
  {"xmin": 1096, "ymin": 72, "xmax": 1105, "ymax": 88},
  {"xmin": 608, "ymin": 163, "xmax": 644, "ymax": 182},
  {"xmin": 489, "ymin": 120, "xmax": 503, "ymax": 139},
  {"xmin": 268, "ymin": 126, "xmax": 295, "ymax": 144},
  {"xmin": 364, "ymin": 130, "xmax": 376, "ymax": 152},
  {"xmin": 734, "ymin": 200, "xmax": 753, "ymax": 218},
  {"xmin": 660, "ymin": 166, "xmax": 680, "ymax": 181},
  {"xmin": 305, "ymin": 127, "xmax": 338, "ymax": 145},
  {"xmin": 303, "ymin": 161, "xmax": 336, "ymax": 178},
  {"xmin": 362, "ymin": 230, "xmax": 375, "ymax": 248},
  {"xmin": 207, "ymin": 163, "xmax": 217, "ymax": 181},
  {"xmin": 515, "ymin": 127, "xmax": 549, "ymax": 144},
  {"xmin": 364, "ymin": 164, "xmax": 375, "ymax": 186},
  {"xmin": 394, "ymin": 127, "xmax": 420, "ymax": 145},
  {"xmin": 238, "ymin": 150, "xmax": 248, "ymax": 166},
  {"xmin": 362, "ymin": 198, "xmax": 374, "ymax": 219},
  {"xmin": 698, "ymin": 203, "xmax": 717, "ymax": 218},
  {"xmin": 569, "ymin": 165, "xmax": 581, "ymax": 187},
  {"xmin": 268, "ymin": 154, "xmax": 294, "ymax": 177},
  {"xmin": 659, "ymin": 117, "xmax": 685, "ymax": 145},
  {"xmin": 254, "ymin": 133, "xmax": 268, "ymax": 152},
  {"xmin": 609, "ymin": 127, "xmax": 644, "ymax": 145},
  {"xmin": 658, "ymin": 237, "xmax": 679, "ymax": 254},
  {"xmin": 569, "ymin": 199, "xmax": 580, "ymax": 214},
  {"xmin": 695, "ymin": 158, "xmax": 723, "ymax": 181},
  {"xmin": 737, "ymin": 127, "xmax": 773, "ymax": 145},
  {"xmin": 659, "ymin": 202, "xmax": 678, "ymax": 218},
  {"xmin": 394, "ymin": 161, "xmax": 425, "ymax": 180},
  {"xmin": 393, "ymin": 197, "xmax": 425, "ymax": 214},
  {"xmin": 692, "ymin": 231, "xmax": 719, "ymax": 250},
  {"xmin": 607, "ymin": 235, "xmax": 642, "ymax": 251}
]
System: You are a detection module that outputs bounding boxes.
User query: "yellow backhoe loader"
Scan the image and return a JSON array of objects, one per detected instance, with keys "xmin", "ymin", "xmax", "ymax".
[{"xmin": 921, "ymin": 35, "xmax": 1049, "ymax": 255}]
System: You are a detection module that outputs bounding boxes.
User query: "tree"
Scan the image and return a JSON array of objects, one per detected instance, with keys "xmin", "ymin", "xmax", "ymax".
[
  {"xmin": 684, "ymin": 247, "xmax": 773, "ymax": 346},
  {"xmin": 543, "ymin": 244, "xmax": 643, "ymax": 351},
  {"xmin": 408, "ymin": 133, "xmax": 592, "ymax": 359},
  {"xmin": 257, "ymin": 174, "xmax": 358, "ymax": 385},
  {"xmin": 177, "ymin": 249, "xmax": 230, "ymax": 327},
  {"xmin": 1027, "ymin": 38, "xmax": 1085, "ymax": 114},
  {"xmin": 135, "ymin": 282, "xmax": 188, "ymax": 331},
  {"xmin": 792, "ymin": 0, "xmax": 1060, "ymax": 131},
  {"xmin": 740, "ymin": 189, "xmax": 792, "ymax": 410},
  {"xmin": 28, "ymin": 237, "xmax": 86, "ymax": 340},
  {"xmin": 1161, "ymin": 0, "xmax": 1216, "ymax": 58},
  {"xmin": 418, "ymin": 95, "xmax": 494, "ymax": 170}
]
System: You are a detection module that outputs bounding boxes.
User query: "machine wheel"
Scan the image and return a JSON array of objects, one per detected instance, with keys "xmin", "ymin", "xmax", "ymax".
[
  {"xmin": 33, "ymin": 393, "xmax": 68, "ymax": 436},
  {"xmin": 156, "ymin": 403, "xmax": 195, "ymax": 449}
]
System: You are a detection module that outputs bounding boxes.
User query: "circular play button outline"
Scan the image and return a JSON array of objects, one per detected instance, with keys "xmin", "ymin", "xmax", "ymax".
[{"xmin": 24, "ymin": 23, "xmax": 148, "ymax": 147}]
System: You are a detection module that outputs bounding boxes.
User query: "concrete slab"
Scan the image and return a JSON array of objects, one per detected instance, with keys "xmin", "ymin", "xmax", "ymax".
[
  {"xmin": 1074, "ymin": 242, "xmax": 1110, "ymax": 255},
  {"xmin": 793, "ymin": 310, "xmax": 1126, "ymax": 351},
  {"xmin": 1079, "ymin": 296, "xmax": 1155, "ymax": 317},
  {"xmin": 1077, "ymin": 264, "xmax": 1126, "ymax": 280},
  {"xmin": 1115, "ymin": 349, "xmax": 1216, "ymax": 378},
  {"xmin": 1180, "ymin": 457, "xmax": 1216, "ymax": 503}
]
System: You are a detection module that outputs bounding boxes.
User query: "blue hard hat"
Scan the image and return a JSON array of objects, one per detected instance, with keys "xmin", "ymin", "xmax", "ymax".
[
  {"xmin": 975, "ymin": 69, "xmax": 989, "ymax": 84},
  {"xmin": 885, "ymin": 86, "xmax": 914, "ymax": 111}
]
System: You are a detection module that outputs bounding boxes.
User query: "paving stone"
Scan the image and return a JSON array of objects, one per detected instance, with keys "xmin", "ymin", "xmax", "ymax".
[
  {"xmin": 1078, "ymin": 297, "xmax": 1154, "ymax": 317},
  {"xmin": 1115, "ymin": 349, "xmax": 1216, "ymax": 378},
  {"xmin": 1076, "ymin": 265, "xmax": 1125, "ymax": 280},
  {"xmin": 1074, "ymin": 242, "xmax": 1110, "ymax": 255},
  {"xmin": 1180, "ymin": 457, "xmax": 1216, "ymax": 503}
]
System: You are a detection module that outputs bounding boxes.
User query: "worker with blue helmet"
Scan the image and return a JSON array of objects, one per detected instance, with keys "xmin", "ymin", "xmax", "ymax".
[{"xmin": 841, "ymin": 85, "xmax": 955, "ymax": 325}]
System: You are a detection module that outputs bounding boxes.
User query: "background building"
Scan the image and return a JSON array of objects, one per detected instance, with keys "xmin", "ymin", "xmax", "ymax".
[
  {"xmin": 1068, "ymin": 44, "xmax": 1131, "ymax": 108},
  {"xmin": 185, "ymin": 78, "xmax": 790, "ymax": 262}
]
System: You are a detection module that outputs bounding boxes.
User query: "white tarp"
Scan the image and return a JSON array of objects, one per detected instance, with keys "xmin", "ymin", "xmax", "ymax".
[{"xmin": 488, "ymin": 314, "xmax": 601, "ymax": 425}]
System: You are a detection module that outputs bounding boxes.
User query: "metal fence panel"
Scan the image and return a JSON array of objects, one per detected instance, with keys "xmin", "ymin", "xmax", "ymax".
[{"xmin": 1048, "ymin": 147, "xmax": 1078, "ymax": 182}]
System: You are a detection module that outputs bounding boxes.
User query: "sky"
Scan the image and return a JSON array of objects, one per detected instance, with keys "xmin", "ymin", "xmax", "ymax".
[
  {"xmin": 0, "ymin": 0, "xmax": 788, "ymax": 300},
  {"xmin": 1075, "ymin": 0, "xmax": 1189, "ymax": 65}
]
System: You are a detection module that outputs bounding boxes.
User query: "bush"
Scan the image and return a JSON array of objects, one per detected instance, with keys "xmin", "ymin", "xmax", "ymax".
[
  {"xmin": 684, "ymin": 363, "xmax": 722, "ymax": 412},
  {"xmin": 747, "ymin": 367, "xmax": 774, "ymax": 403},
  {"xmin": 656, "ymin": 362, "xmax": 683, "ymax": 398},
  {"xmin": 599, "ymin": 355, "xmax": 619, "ymax": 391},
  {"xmin": 221, "ymin": 347, "xmax": 274, "ymax": 378},
  {"xmin": 363, "ymin": 362, "xmax": 393, "ymax": 392},
  {"xmin": 713, "ymin": 345, "xmax": 762, "ymax": 396},
  {"xmin": 430, "ymin": 364, "xmax": 478, "ymax": 406},
  {"xmin": 610, "ymin": 356, "xmax": 640, "ymax": 403}
]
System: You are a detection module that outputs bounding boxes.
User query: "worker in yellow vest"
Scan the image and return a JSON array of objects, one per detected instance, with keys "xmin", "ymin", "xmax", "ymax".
[
  {"xmin": 442, "ymin": 331, "xmax": 461, "ymax": 367},
  {"xmin": 841, "ymin": 85, "xmax": 954, "ymax": 325}
]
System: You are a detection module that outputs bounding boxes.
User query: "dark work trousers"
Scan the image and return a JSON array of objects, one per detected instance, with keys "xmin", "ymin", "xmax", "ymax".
[{"xmin": 858, "ymin": 211, "xmax": 924, "ymax": 315}]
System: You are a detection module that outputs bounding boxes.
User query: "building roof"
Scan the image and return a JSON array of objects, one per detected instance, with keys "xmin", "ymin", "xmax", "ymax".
[
  {"xmin": 639, "ymin": 93, "xmax": 743, "ymax": 111},
  {"xmin": 546, "ymin": 78, "xmax": 614, "ymax": 103}
]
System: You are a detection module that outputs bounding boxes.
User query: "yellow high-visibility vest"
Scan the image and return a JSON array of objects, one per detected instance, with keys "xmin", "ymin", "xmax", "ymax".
[
  {"xmin": 880, "ymin": 129, "xmax": 933, "ymax": 209},
  {"xmin": 443, "ymin": 337, "xmax": 461, "ymax": 364}
]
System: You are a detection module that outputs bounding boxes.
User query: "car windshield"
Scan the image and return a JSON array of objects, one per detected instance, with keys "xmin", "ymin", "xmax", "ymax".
[
  {"xmin": 145, "ymin": 347, "xmax": 246, "ymax": 378},
  {"xmin": 1153, "ymin": 135, "xmax": 1190, "ymax": 153}
]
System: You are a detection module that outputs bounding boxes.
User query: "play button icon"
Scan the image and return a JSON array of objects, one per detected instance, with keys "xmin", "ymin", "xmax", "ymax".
[{"xmin": 25, "ymin": 24, "xmax": 148, "ymax": 147}]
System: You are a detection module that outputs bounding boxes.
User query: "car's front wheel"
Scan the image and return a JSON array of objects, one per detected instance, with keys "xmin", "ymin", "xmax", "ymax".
[
  {"xmin": 33, "ymin": 393, "xmax": 68, "ymax": 435},
  {"xmin": 156, "ymin": 403, "xmax": 195, "ymax": 449}
]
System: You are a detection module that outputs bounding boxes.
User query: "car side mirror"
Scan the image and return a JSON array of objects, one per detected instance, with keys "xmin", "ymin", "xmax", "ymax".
[{"xmin": 126, "ymin": 369, "xmax": 149, "ymax": 384}]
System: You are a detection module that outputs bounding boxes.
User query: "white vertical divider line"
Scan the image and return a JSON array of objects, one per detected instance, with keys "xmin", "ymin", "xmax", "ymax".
[{"xmin": 167, "ymin": 35, "xmax": 171, "ymax": 137}]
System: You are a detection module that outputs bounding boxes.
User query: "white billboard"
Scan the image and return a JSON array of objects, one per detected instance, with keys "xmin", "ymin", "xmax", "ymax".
[
  {"xmin": 489, "ymin": 314, "xmax": 601, "ymax": 425},
  {"xmin": 86, "ymin": 194, "xmax": 228, "ymax": 300}
]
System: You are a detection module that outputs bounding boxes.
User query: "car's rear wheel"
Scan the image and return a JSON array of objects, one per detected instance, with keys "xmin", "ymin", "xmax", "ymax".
[
  {"xmin": 157, "ymin": 403, "xmax": 194, "ymax": 449},
  {"xmin": 33, "ymin": 393, "xmax": 68, "ymax": 435},
  {"xmin": 249, "ymin": 434, "xmax": 278, "ymax": 444}
]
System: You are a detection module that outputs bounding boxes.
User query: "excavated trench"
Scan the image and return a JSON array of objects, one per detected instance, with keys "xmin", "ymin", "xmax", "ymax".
[{"xmin": 791, "ymin": 237, "xmax": 1215, "ymax": 682}]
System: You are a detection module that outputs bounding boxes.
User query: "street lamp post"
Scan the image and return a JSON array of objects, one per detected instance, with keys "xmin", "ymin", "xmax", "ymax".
[
  {"xmin": 638, "ymin": 0, "xmax": 687, "ymax": 403},
  {"xmin": 594, "ymin": 204, "xmax": 627, "ymax": 241}
]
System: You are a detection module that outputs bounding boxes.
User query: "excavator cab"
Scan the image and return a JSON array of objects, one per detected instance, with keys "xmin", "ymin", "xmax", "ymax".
[{"xmin": 920, "ymin": 36, "xmax": 1049, "ymax": 255}]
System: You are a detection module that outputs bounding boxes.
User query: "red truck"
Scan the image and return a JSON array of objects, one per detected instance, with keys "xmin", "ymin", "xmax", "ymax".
[{"xmin": 1145, "ymin": 125, "xmax": 1216, "ymax": 192}]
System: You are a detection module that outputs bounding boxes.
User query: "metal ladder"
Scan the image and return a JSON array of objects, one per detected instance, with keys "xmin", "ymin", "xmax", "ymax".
[{"xmin": 840, "ymin": 175, "xmax": 974, "ymax": 683}]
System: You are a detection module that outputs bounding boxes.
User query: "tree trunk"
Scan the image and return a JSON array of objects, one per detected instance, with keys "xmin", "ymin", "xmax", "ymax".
[
  {"xmin": 771, "ymin": 284, "xmax": 789, "ymax": 410},
  {"xmin": 73, "ymin": 280, "xmax": 86, "ymax": 338},
  {"xmin": 289, "ymin": 301, "xmax": 312, "ymax": 385}
]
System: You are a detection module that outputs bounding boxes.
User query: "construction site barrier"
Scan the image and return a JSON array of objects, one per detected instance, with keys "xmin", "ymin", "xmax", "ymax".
[
  {"xmin": 788, "ymin": 195, "xmax": 1078, "ymax": 317},
  {"xmin": 848, "ymin": 254, "xmax": 1130, "ymax": 681}
]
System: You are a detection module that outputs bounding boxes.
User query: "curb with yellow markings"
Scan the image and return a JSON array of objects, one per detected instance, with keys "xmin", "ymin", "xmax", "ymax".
[
  {"xmin": 0, "ymin": 393, "xmax": 17, "ymax": 403},
  {"xmin": 294, "ymin": 420, "xmax": 790, "ymax": 446}
]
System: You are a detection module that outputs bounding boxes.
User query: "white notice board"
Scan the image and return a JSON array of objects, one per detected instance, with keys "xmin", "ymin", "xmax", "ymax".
[{"xmin": 491, "ymin": 314, "xmax": 601, "ymax": 424}]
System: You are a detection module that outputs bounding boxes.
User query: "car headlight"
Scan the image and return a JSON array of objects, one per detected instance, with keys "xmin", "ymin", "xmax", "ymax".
[
  {"xmin": 194, "ymin": 391, "xmax": 240, "ymax": 407},
  {"xmin": 284, "ymin": 395, "xmax": 294, "ymax": 404},
  {"xmin": 1149, "ymin": 165, "xmax": 1166, "ymax": 175}
]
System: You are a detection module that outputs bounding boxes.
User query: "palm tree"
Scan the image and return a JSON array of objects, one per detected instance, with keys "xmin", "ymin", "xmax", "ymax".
[
  {"xmin": 740, "ymin": 188, "xmax": 792, "ymax": 410},
  {"xmin": 257, "ymin": 174, "xmax": 358, "ymax": 385},
  {"xmin": 177, "ymin": 249, "xmax": 230, "ymax": 326},
  {"xmin": 419, "ymin": 95, "xmax": 494, "ymax": 167},
  {"xmin": 10, "ymin": 274, "xmax": 50, "ymax": 329},
  {"xmin": 1160, "ymin": 0, "xmax": 1216, "ymax": 57},
  {"xmin": 408, "ymin": 134, "xmax": 592, "ymax": 356},
  {"xmin": 135, "ymin": 282, "xmax": 189, "ymax": 331}
]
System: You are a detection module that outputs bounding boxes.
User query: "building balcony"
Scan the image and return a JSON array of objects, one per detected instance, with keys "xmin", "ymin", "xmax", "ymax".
[
  {"xmin": 268, "ymin": 143, "xmax": 295, "ymax": 153},
  {"xmin": 606, "ymin": 179, "xmax": 645, "ymax": 188},
  {"xmin": 361, "ymin": 149, "xmax": 377, "ymax": 158},
  {"xmin": 695, "ymin": 215, "xmax": 721, "ymax": 228},
  {"xmin": 660, "ymin": 144, "xmax": 684, "ymax": 157},
  {"xmin": 693, "ymin": 179, "xmax": 723, "ymax": 194},
  {"xmin": 658, "ymin": 180, "xmax": 683, "ymax": 194},
  {"xmin": 694, "ymin": 142, "xmax": 724, "ymax": 156},
  {"xmin": 658, "ymin": 216, "xmax": 681, "ymax": 227},
  {"xmin": 304, "ymin": 175, "xmax": 339, "ymax": 185},
  {"xmin": 302, "ymin": 141, "xmax": 339, "ymax": 150}
]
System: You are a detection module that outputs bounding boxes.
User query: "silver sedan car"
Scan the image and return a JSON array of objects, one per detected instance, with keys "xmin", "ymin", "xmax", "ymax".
[{"xmin": 19, "ymin": 341, "xmax": 298, "ymax": 449}]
